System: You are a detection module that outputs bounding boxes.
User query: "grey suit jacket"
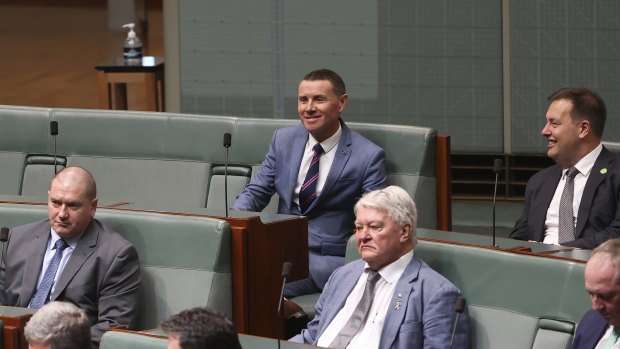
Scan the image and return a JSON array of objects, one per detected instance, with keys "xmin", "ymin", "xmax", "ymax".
[
  {"xmin": 233, "ymin": 119, "xmax": 386, "ymax": 288},
  {"xmin": 510, "ymin": 147, "xmax": 620, "ymax": 249},
  {"xmin": 291, "ymin": 256, "xmax": 470, "ymax": 348},
  {"xmin": 0, "ymin": 219, "xmax": 141, "ymax": 344}
]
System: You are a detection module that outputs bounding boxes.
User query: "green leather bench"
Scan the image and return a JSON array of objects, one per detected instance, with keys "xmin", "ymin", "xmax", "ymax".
[
  {"xmin": 0, "ymin": 104, "xmax": 442, "ymax": 229},
  {"xmin": 0, "ymin": 203, "xmax": 232, "ymax": 330},
  {"xmin": 99, "ymin": 329, "xmax": 324, "ymax": 349},
  {"xmin": 292, "ymin": 233, "xmax": 590, "ymax": 349}
]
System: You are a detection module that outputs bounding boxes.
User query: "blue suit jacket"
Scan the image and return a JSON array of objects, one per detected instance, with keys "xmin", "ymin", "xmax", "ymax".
[
  {"xmin": 291, "ymin": 256, "xmax": 470, "ymax": 349},
  {"xmin": 572, "ymin": 309, "xmax": 609, "ymax": 349},
  {"xmin": 510, "ymin": 147, "xmax": 620, "ymax": 249},
  {"xmin": 233, "ymin": 120, "xmax": 386, "ymax": 288}
]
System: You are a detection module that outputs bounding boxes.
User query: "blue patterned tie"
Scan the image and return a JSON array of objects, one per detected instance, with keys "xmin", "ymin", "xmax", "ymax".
[
  {"xmin": 30, "ymin": 239, "xmax": 69, "ymax": 308},
  {"xmin": 299, "ymin": 143, "xmax": 324, "ymax": 213}
]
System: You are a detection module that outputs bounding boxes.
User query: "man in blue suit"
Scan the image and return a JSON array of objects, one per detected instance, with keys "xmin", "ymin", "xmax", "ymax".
[
  {"xmin": 573, "ymin": 238, "xmax": 620, "ymax": 349},
  {"xmin": 290, "ymin": 186, "xmax": 470, "ymax": 348},
  {"xmin": 233, "ymin": 69, "xmax": 387, "ymax": 297}
]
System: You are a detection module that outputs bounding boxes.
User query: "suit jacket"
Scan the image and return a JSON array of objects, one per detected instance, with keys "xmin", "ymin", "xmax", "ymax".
[
  {"xmin": 291, "ymin": 256, "xmax": 470, "ymax": 349},
  {"xmin": 510, "ymin": 147, "xmax": 620, "ymax": 249},
  {"xmin": 572, "ymin": 309, "xmax": 609, "ymax": 349},
  {"xmin": 233, "ymin": 120, "xmax": 386, "ymax": 288},
  {"xmin": 0, "ymin": 219, "xmax": 141, "ymax": 344}
]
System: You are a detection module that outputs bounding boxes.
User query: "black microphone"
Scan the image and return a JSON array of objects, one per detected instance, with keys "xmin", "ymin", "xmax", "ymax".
[
  {"xmin": 277, "ymin": 262, "xmax": 292, "ymax": 349},
  {"xmin": 492, "ymin": 158, "xmax": 503, "ymax": 247},
  {"xmin": 50, "ymin": 121, "xmax": 59, "ymax": 174},
  {"xmin": 0, "ymin": 227, "xmax": 9, "ymax": 268},
  {"xmin": 449, "ymin": 296, "xmax": 466, "ymax": 349},
  {"xmin": 223, "ymin": 133, "xmax": 232, "ymax": 217}
]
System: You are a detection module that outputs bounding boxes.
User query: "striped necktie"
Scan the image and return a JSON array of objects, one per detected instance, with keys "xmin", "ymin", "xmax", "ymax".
[{"xmin": 299, "ymin": 143, "xmax": 324, "ymax": 213}]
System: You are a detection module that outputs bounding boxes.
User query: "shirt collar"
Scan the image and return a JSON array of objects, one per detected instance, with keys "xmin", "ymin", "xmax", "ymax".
[
  {"xmin": 364, "ymin": 250, "xmax": 414, "ymax": 284},
  {"xmin": 49, "ymin": 227, "xmax": 82, "ymax": 250},
  {"xmin": 308, "ymin": 123, "xmax": 342, "ymax": 155},
  {"xmin": 565, "ymin": 143, "xmax": 602, "ymax": 177}
]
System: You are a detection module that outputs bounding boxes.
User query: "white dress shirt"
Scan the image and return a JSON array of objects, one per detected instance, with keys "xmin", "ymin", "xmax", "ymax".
[
  {"xmin": 595, "ymin": 325, "xmax": 620, "ymax": 349},
  {"xmin": 317, "ymin": 250, "xmax": 413, "ymax": 348},
  {"xmin": 544, "ymin": 143, "xmax": 602, "ymax": 245},
  {"xmin": 294, "ymin": 125, "xmax": 342, "ymax": 207}
]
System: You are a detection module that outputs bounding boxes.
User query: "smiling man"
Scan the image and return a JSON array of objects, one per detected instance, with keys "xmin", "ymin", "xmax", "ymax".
[
  {"xmin": 290, "ymin": 186, "xmax": 469, "ymax": 348},
  {"xmin": 233, "ymin": 69, "xmax": 387, "ymax": 297},
  {"xmin": 510, "ymin": 87, "xmax": 620, "ymax": 249},
  {"xmin": 0, "ymin": 166, "xmax": 140, "ymax": 346},
  {"xmin": 572, "ymin": 239, "xmax": 620, "ymax": 348}
]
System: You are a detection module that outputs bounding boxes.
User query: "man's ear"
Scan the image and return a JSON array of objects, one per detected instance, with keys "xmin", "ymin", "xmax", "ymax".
[
  {"xmin": 578, "ymin": 119, "xmax": 591, "ymax": 139},
  {"xmin": 400, "ymin": 224, "xmax": 412, "ymax": 242}
]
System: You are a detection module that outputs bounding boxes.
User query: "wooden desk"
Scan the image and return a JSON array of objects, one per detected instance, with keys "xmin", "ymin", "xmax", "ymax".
[
  {"xmin": 95, "ymin": 57, "xmax": 165, "ymax": 112},
  {"xmin": 0, "ymin": 306, "xmax": 37, "ymax": 349}
]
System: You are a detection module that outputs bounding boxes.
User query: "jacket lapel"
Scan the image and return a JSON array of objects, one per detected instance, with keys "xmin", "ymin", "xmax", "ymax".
[
  {"xmin": 287, "ymin": 126, "xmax": 308, "ymax": 209},
  {"xmin": 576, "ymin": 147, "xmax": 614, "ymax": 237},
  {"xmin": 315, "ymin": 263, "xmax": 364, "ymax": 341},
  {"xmin": 379, "ymin": 256, "xmax": 421, "ymax": 349},
  {"xmin": 51, "ymin": 220, "xmax": 98, "ymax": 300},
  {"xmin": 20, "ymin": 223, "xmax": 49, "ymax": 306}
]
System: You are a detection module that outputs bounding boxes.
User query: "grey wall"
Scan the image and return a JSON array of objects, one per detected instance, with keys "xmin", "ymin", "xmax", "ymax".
[{"xmin": 177, "ymin": 0, "xmax": 620, "ymax": 153}]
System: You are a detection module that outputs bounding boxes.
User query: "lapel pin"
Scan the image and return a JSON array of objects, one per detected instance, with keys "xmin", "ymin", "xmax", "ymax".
[
  {"xmin": 601, "ymin": 168, "xmax": 608, "ymax": 174},
  {"xmin": 394, "ymin": 293, "xmax": 402, "ymax": 310},
  {"xmin": 341, "ymin": 150, "xmax": 348, "ymax": 156}
]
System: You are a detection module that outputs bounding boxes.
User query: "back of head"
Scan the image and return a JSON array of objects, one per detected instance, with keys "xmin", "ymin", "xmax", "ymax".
[
  {"xmin": 303, "ymin": 69, "xmax": 346, "ymax": 96},
  {"xmin": 548, "ymin": 87, "xmax": 607, "ymax": 139},
  {"xmin": 162, "ymin": 307, "xmax": 241, "ymax": 349},
  {"xmin": 592, "ymin": 238, "xmax": 620, "ymax": 284},
  {"xmin": 24, "ymin": 301, "xmax": 91, "ymax": 349}
]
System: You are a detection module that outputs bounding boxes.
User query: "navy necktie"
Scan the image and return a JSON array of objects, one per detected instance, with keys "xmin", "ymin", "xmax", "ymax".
[
  {"xmin": 299, "ymin": 143, "xmax": 324, "ymax": 213},
  {"xmin": 30, "ymin": 239, "xmax": 69, "ymax": 308}
]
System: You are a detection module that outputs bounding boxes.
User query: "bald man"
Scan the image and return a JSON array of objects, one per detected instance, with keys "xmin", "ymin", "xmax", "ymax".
[{"xmin": 0, "ymin": 167, "xmax": 141, "ymax": 346}]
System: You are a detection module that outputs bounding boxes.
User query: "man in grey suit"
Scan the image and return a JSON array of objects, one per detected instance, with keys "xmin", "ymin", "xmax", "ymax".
[
  {"xmin": 233, "ymin": 69, "xmax": 387, "ymax": 297},
  {"xmin": 0, "ymin": 166, "xmax": 141, "ymax": 345},
  {"xmin": 290, "ymin": 186, "xmax": 470, "ymax": 348}
]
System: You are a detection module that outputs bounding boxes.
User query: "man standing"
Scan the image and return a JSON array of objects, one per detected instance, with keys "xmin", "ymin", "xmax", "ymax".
[
  {"xmin": 24, "ymin": 301, "xmax": 91, "ymax": 349},
  {"xmin": 0, "ymin": 166, "xmax": 141, "ymax": 345},
  {"xmin": 233, "ymin": 69, "xmax": 387, "ymax": 297},
  {"xmin": 572, "ymin": 238, "xmax": 620, "ymax": 348},
  {"xmin": 290, "ymin": 186, "xmax": 470, "ymax": 348},
  {"xmin": 162, "ymin": 306, "xmax": 241, "ymax": 349},
  {"xmin": 510, "ymin": 87, "xmax": 620, "ymax": 249}
]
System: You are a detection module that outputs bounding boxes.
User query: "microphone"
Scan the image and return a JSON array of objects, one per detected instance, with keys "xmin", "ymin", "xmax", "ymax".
[
  {"xmin": 449, "ymin": 296, "xmax": 466, "ymax": 349},
  {"xmin": 277, "ymin": 262, "xmax": 292, "ymax": 349},
  {"xmin": 223, "ymin": 133, "xmax": 232, "ymax": 217},
  {"xmin": 492, "ymin": 158, "xmax": 503, "ymax": 247},
  {"xmin": 0, "ymin": 227, "xmax": 9, "ymax": 268},
  {"xmin": 50, "ymin": 121, "xmax": 59, "ymax": 174}
]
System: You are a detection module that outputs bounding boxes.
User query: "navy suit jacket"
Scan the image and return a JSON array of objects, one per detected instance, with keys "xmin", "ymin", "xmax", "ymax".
[
  {"xmin": 290, "ymin": 256, "xmax": 470, "ymax": 348},
  {"xmin": 233, "ymin": 120, "xmax": 386, "ymax": 288},
  {"xmin": 572, "ymin": 310, "xmax": 609, "ymax": 349},
  {"xmin": 0, "ymin": 219, "xmax": 141, "ymax": 344},
  {"xmin": 510, "ymin": 147, "xmax": 620, "ymax": 249}
]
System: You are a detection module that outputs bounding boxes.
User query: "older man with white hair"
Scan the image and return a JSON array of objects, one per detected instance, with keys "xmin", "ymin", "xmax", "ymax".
[{"xmin": 290, "ymin": 185, "xmax": 470, "ymax": 348}]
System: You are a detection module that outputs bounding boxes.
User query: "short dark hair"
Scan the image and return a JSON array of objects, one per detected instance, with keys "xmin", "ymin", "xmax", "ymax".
[
  {"xmin": 161, "ymin": 307, "xmax": 241, "ymax": 349},
  {"xmin": 302, "ymin": 69, "xmax": 347, "ymax": 96},
  {"xmin": 548, "ymin": 87, "xmax": 607, "ymax": 139}
]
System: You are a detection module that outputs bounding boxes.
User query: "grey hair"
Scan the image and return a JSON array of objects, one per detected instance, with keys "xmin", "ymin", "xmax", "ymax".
[
  {"xmin": 24, "ymin": 301, "xmax": 91, "ymax": 349},
  {"xmin": 592, "ymin": 238, "xmax": 620, "ymax": 284},
  {"xmin": 354, "ymin": 186, "xmax": 417, "ymax": 241}
]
